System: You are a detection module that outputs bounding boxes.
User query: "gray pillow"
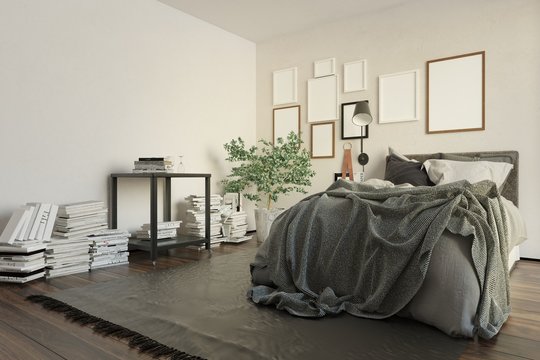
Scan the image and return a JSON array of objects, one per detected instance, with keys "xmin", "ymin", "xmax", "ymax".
[{"xmin": 384, "ymin": 155, "xmax": 434, "ymax": 186}]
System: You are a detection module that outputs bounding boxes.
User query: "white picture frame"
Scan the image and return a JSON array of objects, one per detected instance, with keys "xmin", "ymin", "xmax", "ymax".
[
  {"xmin": 273, "ymin": 67, "xmax": 297, "ymax": 106},
  {"xmin": 314, "ymin": 58, "xmax": 336, "ymax": 78},
  {"xmin": 311, "ymin": 122, "xmax": 335, "ymax": 159},
  {"xmin": 343, "ymin": 59, "xmax": 367, "ymax": 92},
  {"xmin": 307, "ymin": 75, "xmax": 339, "ymax": 123},
  {"xmin": 378, "ymin": 69, "xmax": 419, "ymax": 124},
  {"xmin": 427, "ymin": 51, "xmax": 485, "ymax": 134},
  {"xmin": 273, "ymin": 105, "xmax": 300, "ymax": 145}
]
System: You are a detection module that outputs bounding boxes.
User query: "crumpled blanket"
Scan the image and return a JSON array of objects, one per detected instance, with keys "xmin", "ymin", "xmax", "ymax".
[{"xmin": 248, "ymin": 180, "xmax": 510, "ymax": 339}]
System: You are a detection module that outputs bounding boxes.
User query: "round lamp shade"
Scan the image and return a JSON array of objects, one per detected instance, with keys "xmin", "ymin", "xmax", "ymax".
[{"xmin": 351, "ymin": 101, "xmax": 372, "ymax": 126}]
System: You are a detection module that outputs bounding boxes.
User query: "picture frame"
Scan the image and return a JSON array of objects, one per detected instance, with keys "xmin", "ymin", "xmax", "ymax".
[
  {"xmin": 378, "ymin": 69, "xmax": 419, "ymax": 124},
  {"xmin": 311, "ymin": 122, "xmax": 335, "ymax": 159},
  {"xmin": 273, "ymin": 67, "xmax": 297, "ymax": 106},
  {"xmin": 343, "ymin": 59, "xmax": 367, "ymax": 92},
  {"xmin": 427, "ymin": 51, "xmax": 485, "ymax": 134},
  {"xmin": 334, "ymin": 172, "xmax": 364, "ymax": 182},
  {"xmin": 314, "ymin": 58, "xmax": 336, "ymax": 78},
  {"xmin": 341, "ymin": 101, "xmax": 369, "ymax": 139},
  {"xmin": 273, "ymin": 105, "xmax": 300, "ymax": 145},
  {"xmin": 307, "ymin": 75, "xmax": 339, "ymax": 123}
]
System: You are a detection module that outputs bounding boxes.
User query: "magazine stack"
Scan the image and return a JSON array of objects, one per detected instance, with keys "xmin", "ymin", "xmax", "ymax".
[
  {"xmin": 135, "ymin": 221, "xmax": 182, "ymax": 240},
  {"xmin": 88, "ymin": 229, "xmax": 130, "ymax": 269},
  {"xmin": 0, "ymin": 203, "xmax": 59, "ymax": 283},
  {"xmin": 46, "ymin": 201, "xmax": 108, "ymax": 278},
  {"xmin": 184, "ymin": 194, "xmax": 224, "ymax": 249},
  {"xmin": 132, "ymin": 157, "xmax": 174, "ymax": 173},
  {"xmin": 0, "ymin": 242, "xmax": 46, "ymax": 283},
  {"xmin": 221, "ymin": 211, "xmax": 250, "ymax": 243}
]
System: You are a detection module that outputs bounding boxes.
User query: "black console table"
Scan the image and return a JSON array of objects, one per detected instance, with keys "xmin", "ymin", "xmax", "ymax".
[{"xmin": 110, "ymin": 173, "xmax": 211, "ymax": 264}]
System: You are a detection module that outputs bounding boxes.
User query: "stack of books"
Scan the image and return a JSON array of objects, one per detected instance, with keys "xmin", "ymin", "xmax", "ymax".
[
  {"xmin": 135, "ymin": 220, "xmax": 182, "ymax": 240},
  {"xmin": 133, "ymin": 157, "xmax": 174, "ymax": 173},
  {"xmin": 88, "ymin": 229, "xmax": 130, "ymax": 269},
  {"xmin": 0, "ymin": 242, "xmax": 46, "ymax": 283},
  {"xmin": 46, "ymin": 201, "xmax": 108, "ymax": 278},
  {"xmin": 185, "ymin": 194, "xmax": 224, "ymax": 249},
  {"xmin": 0, "ymin": 203, "xmax": 59, "ymax": 245},
  {"xmin": 222, "ymin": 211, "xmax": 250, "ymax": 243}
]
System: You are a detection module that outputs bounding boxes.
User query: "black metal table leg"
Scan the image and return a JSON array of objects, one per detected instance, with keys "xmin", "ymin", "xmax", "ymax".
[
  {"xmin": 205, "ymin": 176, "xmax": 210, "ymax": 250},
  {"xmin": 111, "ymin": 176, "xmax": 118, "ymax": 229},
  {"xmin": 150, "ymin": 175, "xmax": 158, "ymax": 265}
]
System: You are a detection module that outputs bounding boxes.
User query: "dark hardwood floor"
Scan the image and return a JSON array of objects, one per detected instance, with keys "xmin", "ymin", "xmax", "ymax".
[{"xmin": 0, "ymin": 239, "xmax": 538, "ymax": 360}]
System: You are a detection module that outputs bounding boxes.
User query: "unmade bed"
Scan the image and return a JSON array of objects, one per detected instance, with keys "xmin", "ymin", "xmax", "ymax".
[{"xmin": 249, "ymin": 150, "xmax": 526, "ymax": 339}]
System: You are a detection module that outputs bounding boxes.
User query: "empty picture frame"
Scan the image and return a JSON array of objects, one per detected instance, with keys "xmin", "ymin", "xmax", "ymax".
[
  {"xmin": 379, "ymin": 69, "xmax": 419, "ymax": 124},
  {"xmin": 273, "ymin": 105, "xmax": 300, "ymax": 144},
  {"xmin": 307, "ymin": 75, "xmax": 339, "ymax": 123},
  {"xmin": 314, "ymin": 58, "xmax": 336, "ymax": 78},
  {"xmin": 343, "ymin": 59, "xmax": 367, "ymax": 92},
  {"xmin": 427, "ymin": 51, "xmax": 485, "ymax": 134},
  {"xmin": 273, "ymin": 67, "xmax": 297, "ymax": 106},
  {"xmin": 311, "ymin": 122, "xmax": 335, "ymax": 158},
  {"xmin": 341, "ymin": 101, "xmax": 368, "ymax": 139}
]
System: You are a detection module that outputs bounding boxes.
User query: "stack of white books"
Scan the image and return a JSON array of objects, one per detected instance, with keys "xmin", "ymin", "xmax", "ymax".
[
  {"xmin": 0, "ymin": 203, "xmax": 59, "ymax": 245},
  {"xmin": 46, "ymin": 201, "xmax": 107, "ymax": 278},
  {"xmin": 0, "ymin": 242, "xmax": 46, "ymax": 283},
  {"xmin": 135, "ymin": 220, "xmax": 182, "ymax": 240},
  {"xmin": 88, "ymin": 229, "xmax": 130, "ymax": 269},
  {"xmin": 222, "ymin": 211, "xmax": 250, "ymax": 243},
  {"xmin": 184, "ymin": 194, "xmax": 223, "ymax": 240}
]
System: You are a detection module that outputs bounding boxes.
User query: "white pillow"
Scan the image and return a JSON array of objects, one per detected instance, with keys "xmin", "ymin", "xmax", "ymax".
[{"xmin": 423, "ymin": 159, "xmax": 513, "ymax": 189}]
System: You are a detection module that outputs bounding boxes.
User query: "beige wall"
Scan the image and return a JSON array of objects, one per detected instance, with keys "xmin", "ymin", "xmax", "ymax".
[
  {"xmin": 0, "ymin": 0, "xmax": 256, "ymax": 233},
  {"xmin": 256, "ymin": 0, "xmax": 540, "ymax": 258}
]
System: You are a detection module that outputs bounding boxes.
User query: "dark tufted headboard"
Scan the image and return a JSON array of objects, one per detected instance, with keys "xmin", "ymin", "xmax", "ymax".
[{"xmin": 404, "ymin": 151, "xmax": 519, "ymax": 206}]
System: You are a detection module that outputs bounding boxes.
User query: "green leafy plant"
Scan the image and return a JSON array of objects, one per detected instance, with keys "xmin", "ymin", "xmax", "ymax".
[{"xmin": 222, "ymin": 132, "xmax": 315, "ymax": 210}]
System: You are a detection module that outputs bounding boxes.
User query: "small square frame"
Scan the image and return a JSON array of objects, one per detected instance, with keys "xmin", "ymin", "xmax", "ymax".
[
  {"xmin": 314, "ymin": 58, "xmax": 336, "ymax": 78},
  {"xmin": 273, "ymin": 67, "xmax": 297, "ymax": 106},
  {"xmin": 311, "ymin": 122, "xmax": 335, "ymax": 159},
  {"xmin": 343, "ymin": 59, "xmax": 367, "ymax": 92}
]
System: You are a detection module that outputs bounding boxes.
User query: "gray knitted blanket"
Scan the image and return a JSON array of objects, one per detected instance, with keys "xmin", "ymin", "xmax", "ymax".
[{"xmin": 249, "ymin": 180, "xmax": 510, "ymax": 339}]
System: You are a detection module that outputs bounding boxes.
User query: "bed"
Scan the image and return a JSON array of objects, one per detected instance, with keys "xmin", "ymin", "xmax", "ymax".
[{"xmin": 249, "ymin": 150, "xmax": 526, "ymax": 340}]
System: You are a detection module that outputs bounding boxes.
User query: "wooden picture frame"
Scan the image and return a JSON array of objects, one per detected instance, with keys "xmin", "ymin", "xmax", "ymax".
[
  {"xmin": 341, "ymin": 101, "xmax": 369, "ymax": 139},
  {"xmin": 273, "ymin": 67, "xmax": 297, "ymax": 106},
  {"xmin": 273, "ymin": 105, "xmax": 300, "ymax": 145},
  {"xmin": 427, "ymin": 51, "xmax": 485, "ymax": 134},
  {"xmin": 378, "ymin": 69, "xmax": 419, "ymax": 124},
  {"xmin": 307, "ymin": 75, "xmax": 339, "ymax": 123},
  {"xmin": 314, "ymin": 58, "xmax": 336, "ymax": 78},
  {"xmin": 343, "ymin": 59, "xmax": 367, "ymax": 92},
  {"xmin": 311, "ymin": 122, "xmax": 335, "ymax": 159}
]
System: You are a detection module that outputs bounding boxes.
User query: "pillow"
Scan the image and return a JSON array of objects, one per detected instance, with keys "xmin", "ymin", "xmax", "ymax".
[
  {"xmin": 388, "ymin": 147, "xmax": 418, "ymax": 162},
  {"xmin": 384, "ymin": 155, "xmax": 434, "ymax": 186},
  {"xmin": 423, "ymin": 159, "xmax": 513, "ymax": 189}
]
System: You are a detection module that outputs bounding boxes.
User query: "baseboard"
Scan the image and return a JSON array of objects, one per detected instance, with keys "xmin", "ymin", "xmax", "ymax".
[{"xmin": 519, "ymin": 257, "xmax": 540, "ymax": 262}]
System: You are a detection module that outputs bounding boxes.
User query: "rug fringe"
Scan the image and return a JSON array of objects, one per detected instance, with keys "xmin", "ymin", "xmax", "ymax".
[{"xmin": 26, "ymin": 294, "xmax": 206, "ymax": 360}]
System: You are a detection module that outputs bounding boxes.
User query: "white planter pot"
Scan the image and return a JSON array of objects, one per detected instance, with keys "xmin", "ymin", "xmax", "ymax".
[{"xmin": 254, "ymin": 208, "xmax": 285, "ymax": 243}]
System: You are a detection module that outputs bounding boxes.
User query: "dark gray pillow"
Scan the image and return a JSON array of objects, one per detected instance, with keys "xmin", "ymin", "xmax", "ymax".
[{"xmin": 384, "ymin": 155, "xmax": 434, "ymax": 186}]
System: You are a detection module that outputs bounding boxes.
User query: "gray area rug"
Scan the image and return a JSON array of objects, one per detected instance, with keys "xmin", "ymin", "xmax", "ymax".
[{"xmin": 30, "ymin": 247, "xmax": 469, "ymax": 359}]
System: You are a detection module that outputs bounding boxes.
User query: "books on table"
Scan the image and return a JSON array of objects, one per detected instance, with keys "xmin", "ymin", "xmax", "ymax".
[{"xmin": 135, "ymin": 221, "xmax": 182, "ymax": 240}]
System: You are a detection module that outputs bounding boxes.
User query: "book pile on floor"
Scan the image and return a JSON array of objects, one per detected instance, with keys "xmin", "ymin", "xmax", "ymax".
[
  {"xmin": 46, "ymin": 201, "xmax": 108, "ymax": 278},
  {"xmin": 88, "ymin": 229, "xmax": 130, "ymax": 269},
  {"xmin": 221, "ymin": 211, "xmax": 250, "ymax": 243},
  {"xmin": 0, "ymin": 243, "xmax": 46, "ymax": 283},
  {"xmin": 135, "ymin": 220, "xmax": 182, "ymax": 240},
  {"xmin": 133, "ymin": 157, "xmax": 174, "ymax": 173},
  {"xmin": 185, "ymin": 194, "xmax": 224, "ymax": 250},
  {"xmin": 0, "ymin": 203, "xmax": 58, "ymax": 283}
]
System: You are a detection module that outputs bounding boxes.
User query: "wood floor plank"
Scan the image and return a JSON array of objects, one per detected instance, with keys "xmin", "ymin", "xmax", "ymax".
[{"xmin": 0, "ymin": 320, "xmax": 64, "ymax": 360}]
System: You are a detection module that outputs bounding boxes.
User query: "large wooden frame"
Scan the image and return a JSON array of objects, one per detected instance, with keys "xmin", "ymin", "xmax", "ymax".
[{"xmin": 427, "ymin": 51, "xmax": 485, "ymax": 134}]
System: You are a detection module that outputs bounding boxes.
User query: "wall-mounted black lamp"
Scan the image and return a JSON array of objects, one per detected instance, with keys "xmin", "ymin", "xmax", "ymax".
[{"xmin": 351, "ymin": 100, "xmax": 373, "ymax": 168}]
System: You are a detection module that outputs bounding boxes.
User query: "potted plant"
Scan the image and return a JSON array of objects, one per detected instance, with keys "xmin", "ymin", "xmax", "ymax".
[{"xmin": 222, "ymin": 132, "xmax": 315, "ymax": 242}]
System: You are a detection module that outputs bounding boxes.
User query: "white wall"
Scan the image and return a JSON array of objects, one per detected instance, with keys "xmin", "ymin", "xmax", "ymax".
[
  {"xmin": 0, "ymin": 0, "xmax": 256, "ymax": 233},
  {"xmin": 256, "ymin": 0, "xmax": 540, "ymax": 258}
]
